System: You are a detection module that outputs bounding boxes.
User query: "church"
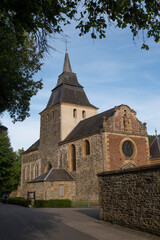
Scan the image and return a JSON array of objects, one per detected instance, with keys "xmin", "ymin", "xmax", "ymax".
[{"xmin": 21, "ymin": 51, "xmax": 150, "ymax": 202}]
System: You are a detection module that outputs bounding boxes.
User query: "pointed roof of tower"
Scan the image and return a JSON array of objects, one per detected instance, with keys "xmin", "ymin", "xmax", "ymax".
[
  {"xmin": 63, "ymin": 50, "xmax": 72, "ymax": 73},
  {"xmin": 41, "ymin": 52, "xmax": 97, "ymax": 113}
]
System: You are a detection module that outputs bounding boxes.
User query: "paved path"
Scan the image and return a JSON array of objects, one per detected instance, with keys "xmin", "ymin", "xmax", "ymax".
[{"xmin": 0, "ymin": 203, "xmax": 159, "ymax": 240}]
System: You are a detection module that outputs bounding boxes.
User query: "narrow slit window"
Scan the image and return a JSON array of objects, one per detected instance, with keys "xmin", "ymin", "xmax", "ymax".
[
  {"xmin": 85, "ymin": 140, "xmax": 90, "ymax": 155},
  {"xmin": 82, "ymin": 110, "xmax": 86, "ymax": 118},
  {"xmin": 73, "ymin": 109, "xmax": 77, "ymax": 118}
]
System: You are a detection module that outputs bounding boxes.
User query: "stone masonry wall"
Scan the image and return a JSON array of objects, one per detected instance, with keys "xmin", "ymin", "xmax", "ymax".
[
  {"xmin": 21, "ymin": 150, "xmax": 40, "ymax": 197},
  {"xmin": 98, "ymin": 164, "xmax": 160, "ymax": 236},
  {"xmin": 27, "ymin": 181, "xmax": 75, "ymax": 200},
  {"xmin": 39, "ymin": 105, "xmax": 61, "ymax": 173},
  {"xmin": 60, "ymin": 133, "xmax": 104, "ymax": 202}
]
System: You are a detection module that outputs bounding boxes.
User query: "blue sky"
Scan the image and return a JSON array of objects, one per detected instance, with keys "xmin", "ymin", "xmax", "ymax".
[{"xmin": 1, "ymin": 23, "xmax": 160, "ymax": 151}]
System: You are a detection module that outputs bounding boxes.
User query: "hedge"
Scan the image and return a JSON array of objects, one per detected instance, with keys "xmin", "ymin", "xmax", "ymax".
[
  {"xmin": 6, "ymin": 197, "xmax": 31, "ymax": 207},
  {"xmin": 35, "ymin": 199, "xmax": 72, "ymax": 208}
]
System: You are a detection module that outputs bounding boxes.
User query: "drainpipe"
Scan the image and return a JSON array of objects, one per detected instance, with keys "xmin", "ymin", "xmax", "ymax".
[{"xmin": 100, "ymin": 130, "xmax": 105, "ymax": 172}]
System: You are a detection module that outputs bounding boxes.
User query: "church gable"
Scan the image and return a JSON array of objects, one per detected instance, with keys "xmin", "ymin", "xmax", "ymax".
[{"xmin": 103, "ymin": 105, "xmax": 147, "ymax": 136}]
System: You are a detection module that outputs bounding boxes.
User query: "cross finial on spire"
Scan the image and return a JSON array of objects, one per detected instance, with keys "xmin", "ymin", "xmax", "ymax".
[{"xmin": 64, "ymin": 39, "xmax": 68, "ymax": 52}]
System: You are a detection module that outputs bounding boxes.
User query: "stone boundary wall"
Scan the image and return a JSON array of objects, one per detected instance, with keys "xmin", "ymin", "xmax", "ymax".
[{"xmin": 97, "ymin": 164, "xmax": 160, "ymax": 236}]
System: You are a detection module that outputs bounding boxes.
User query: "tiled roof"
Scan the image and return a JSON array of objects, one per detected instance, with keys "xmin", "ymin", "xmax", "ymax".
[
  {"xmin": 42, "ymin": 52, "xmax": 97, "ymax": 112},
  {"xmin": 43, "ymin": 74, "xmax": 97, "ymax": 111},
  {"xmin": 44, "ymin": 81, "xmax": 97, "ymax": 110},
  {"xmin": 150, "ymin": 136, "xmax": 160, "ymax": 158},
  {"xmin": 29, "ymin": 168, "xmax": 74, "ymax": 183},
  {"xmin": 61, "ymin": 107, "xmax": 115, "ymax": 143},
  {"xmin": 24, "ymin": 139, "xmax": 40, "ymax": 154}
]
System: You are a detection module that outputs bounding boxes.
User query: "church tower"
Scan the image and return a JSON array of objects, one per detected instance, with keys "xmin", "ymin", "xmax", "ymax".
[{"xmin": 39, "ymin": 51, "xmax": 97, "ymax": 171}]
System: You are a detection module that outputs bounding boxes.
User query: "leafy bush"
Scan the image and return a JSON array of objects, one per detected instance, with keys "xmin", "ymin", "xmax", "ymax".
[
  {"xmin": 6, "ymin": 197, "xmax": 31, "ymax": 207},
  {"xmin": 35, "ymin": 199, "xmax": 72, "ymax": 208}
]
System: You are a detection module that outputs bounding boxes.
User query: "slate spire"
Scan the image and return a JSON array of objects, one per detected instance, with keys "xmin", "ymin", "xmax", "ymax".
[
  {"xmin": 42, "ymin": 51, "xmax": 97, "ymax": 112},
  {"xmin": 62, "ymin": 50, "xmax": 72, "ymax": 73}
]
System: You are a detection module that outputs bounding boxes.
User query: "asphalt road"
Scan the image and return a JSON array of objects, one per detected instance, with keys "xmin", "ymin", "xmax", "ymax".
[{"xmin": 0, "ymin": 203, "xmax": 159, "ymax": 240}]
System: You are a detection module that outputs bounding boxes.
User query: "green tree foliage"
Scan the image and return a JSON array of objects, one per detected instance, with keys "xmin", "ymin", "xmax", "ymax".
[
  {"xmin": 0, "ymin": 128, "xmax": 22, "ymax": 193},
  {"xmin": 75, "ymin": 0, "xmax": 160, "ymax": 50},
  {"xmin": 10, "ymin": 149, "xmax": 23, "ymax": 190},
  {"xmin": 1, "ymin": 0, "xmax": 159, "ymax": 50},
  {"xmin": 0, "ymin": 0, "xmax": 159, "ymax": 121},
  {"xmin": 0, "ymin": 0, "xmax": 77, "ymax": 51},
  {"xmin": 0, "ymin": 10, "xmax": 43, "ymax": 122}
]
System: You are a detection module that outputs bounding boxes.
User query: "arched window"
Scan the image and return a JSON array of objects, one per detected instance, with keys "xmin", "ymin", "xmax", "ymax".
[
  {"xmin": 82, "ymin": 140, "xmax": 91, "ymax": 156},
  {"xmin": 73, "ymin": 109, "xmax": 77, "ymax": 118},
  {"xmin": 69, "ymin": 144, "xmax": 76, "ymax": 171},
  {"xmin": 82, "ymin": 110, "xmax": 86, "ymax": 118},
  {"xmin": 85, "ymin": 140, "xmax": 90, "ymax": 155}
]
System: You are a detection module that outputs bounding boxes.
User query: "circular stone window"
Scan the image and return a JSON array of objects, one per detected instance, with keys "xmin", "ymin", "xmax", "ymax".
[{"xmin": 122, "ymin": 140, "xmax": 134, "ymax": 158}]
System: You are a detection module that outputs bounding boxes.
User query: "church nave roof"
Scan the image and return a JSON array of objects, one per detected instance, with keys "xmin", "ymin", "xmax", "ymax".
[{"xmin": 61, "ymin": 107, "xmax": 115, "ymax": 143}]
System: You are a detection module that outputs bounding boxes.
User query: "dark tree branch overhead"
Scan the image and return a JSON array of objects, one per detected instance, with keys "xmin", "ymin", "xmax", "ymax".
[
  {"xmin": 0, "ymin": 0, "xmax": 159, "ymax": 121},
  {"xmin": 1, "ymin": 0, "xmax": 159, "ymax": 50}
]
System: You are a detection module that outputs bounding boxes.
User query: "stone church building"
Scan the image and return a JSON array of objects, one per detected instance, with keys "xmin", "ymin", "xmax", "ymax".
[{"xmin": 21, "ymin": 51, "xmax": 150, "ymax": 202}]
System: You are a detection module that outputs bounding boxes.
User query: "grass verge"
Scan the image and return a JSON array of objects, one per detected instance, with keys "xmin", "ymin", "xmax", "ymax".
[{"xmin": 73, "ymin": 201, "xmax": 99, "ymax": 207}]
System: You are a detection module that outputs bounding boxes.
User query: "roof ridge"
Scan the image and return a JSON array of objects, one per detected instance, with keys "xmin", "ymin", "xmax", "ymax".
[
  {"xmin": 44, "ymin": 168, "xmax": 53, "ymax": 181},
  {"xmin": 78, "ymin": 107, "xmax": 115, "ymax": 123},
  {"xmin": 63, "ymin": 168, "xmax": 75, "ymax": 180}
]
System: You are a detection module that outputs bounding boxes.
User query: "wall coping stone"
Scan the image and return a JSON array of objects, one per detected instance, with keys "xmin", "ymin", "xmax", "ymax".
[{"xmin": 97, "ymin": 163, "xmax": 160, "ymax": 177}]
